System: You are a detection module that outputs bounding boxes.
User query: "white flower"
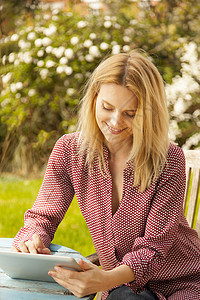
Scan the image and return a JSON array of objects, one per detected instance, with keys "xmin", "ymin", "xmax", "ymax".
[
  {"xmin": 8, "ymin": 53, "xmax": 15, "ymax": 63},
  {"xmin": 11, "ymin": 33, "xmax": 19, "ymax": 41},
  {"xmin": 42, "ymin": 37, "xmax": 52, "ymax": 47},
  {"xmin": 37, "ymin": 60, "xmax": 44, "ymax": 67},
  {"xmin": 123, "ymin": 36, "xmax": 131, "ymax": 43},
  {"xmin": 89, "ymin": 33, "xmax": 96, "ymax": 40},
  {"xmin": 65, "ymin": 66, "xmax": 73, "ymax": 75},
  {"xmin": 70, "ymin": 36, "xmax": 79, "ymax": 45},
  {"xmin": 104, "ymin": 16, "xmax": 111, "ymax": 21},
  {"xmin": 169, "ymin": 120, "xmax": 181, "ymax": 141},
  {"xmin": 60, "ymin": 57, "xmax": 68, "ymax": 65},
  {"xmin": 44, "ymin": 14, "xmax": 51, "ymax": 20},
  {"xmin": 78, "ymin": 55, "xmax": 84, "ymax": 61},
  {"xmin": 40, "ymin": 69, "xmax": 49, "ymax": 79},
  {"xmin": 123, "ymin": 45, "xmax": 130, "ymax": 52},
  {"xmin": 85, "ymin": 54, "xmax": 94, "ymax": 62},
  {"xmin": 27, "ymin": 32, "xmax": 36, "ymax": 41},
  {"xmin": 56, "ymin": 66, "xmax": 65, "ymax": 74},
  {"xmin": 26, "ymin": 26, "xmax": 33, "ymax": 32},
  {"xmin": 46, "ymin": 46, "xmax": 53, "ymax": 54},
  {"xmin": 67, "ymin": 88, "xmax": 75, "ymax": 96},
  {"xmin": 28, "ymin": 89, "xmax": 36, "ymax": 97},
  {"xmin": 14, "ymin": 59, "xmax": 20, "ymax": 66},
  {"xmin": 64, "ymin": 48, "xmax": 74, "ymax": 59},
  {"xmin": 2, "ymin": 55, "xmax": 6, "ymax": 65},
  {"xmin": 113, "ymin": 23, "xmax": 121, "ymax": 29},
  {"xmin": 84, "ymin": 40, "xmax": 93, "ymax": 48},
  {"xmin": 68, "ymin": 125, "xmax": 76, "ymax": 133},
  {"xmin": 100, "ymin": 42, "xmax": 109, "ymax": 50},
  {"xmin": 89, "ymin": 45, "xmax": 100, "ymax": 57},
  {"xmin": 43, "ymin": 24, "xmax": 57, "ymax": 36},
  {"xmin": 34, "ymin": 38, "xmax": 43, "ymax": 47},
  {"xmin": 77, "ymin": 21, "xmax": 87, "ymax": 28},
  {"xmin": 16, "ymin": 93, "xmax": 21, "ymax": 99},
  {"xmin": 37, "ymin": 50, "xmax": 44, "ymax": 57},
  {"xmin": 46, "ymin": 60, "xmax": 56, "ymax": 68},
  {"xmin": 16, "ymin": 82, "xmax": 23, "ymax": 90},
  {"xmin": 112, "ymin": 44, "xmax": 121, "ymax": 54},
  {"xmin": 130, "ymin": 19, "xmax": 138, "ymax": 26},
  {"xmin": 53, "ymin": 47, "xmax": 65, "ymax": 58},
  {"xmin": 1, "ymin": 98, "xmax": 10, "ymax": 107},
  {"xmin": 18, "ymin": 40, "xmax": 31, "ymax": 49},
  {"xmin": 173, "ymin": 97, "xmax": 186, "ymax": 115},
  {"xmin": 2, "ymin": 73, "xmax": 11, "ymax": 84},
  {"xmin": 23, "ymin": 53, "xmax": 32, "ymax": 64},
  {"xmin": 74, "ymin": 73, "xmax": 83, "ymax": 80},
  {"xmin": 10, "ymin": 83, "xmax": 17, "ymax": 93},
  {"xmin": 182, "ymin": 133, "xmax": 200, "ymax": 150},
  {"xmin": 104, "ymin": 21, "xmax": 112, "ymax": 28},
  {"xmin": 52, "ymin": 16, "xmax": 58, "ymax": 21}
]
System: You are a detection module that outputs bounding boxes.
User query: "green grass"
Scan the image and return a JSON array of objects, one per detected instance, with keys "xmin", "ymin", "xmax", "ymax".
[{"xmin": 0, "ymin": 174, "xmax": 95, "ymax": 257}]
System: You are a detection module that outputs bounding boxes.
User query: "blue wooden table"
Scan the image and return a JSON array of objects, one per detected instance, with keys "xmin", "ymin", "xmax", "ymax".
[{"xmin": 0, "ymin": 238, "xmax": 96, "ymax": 300}]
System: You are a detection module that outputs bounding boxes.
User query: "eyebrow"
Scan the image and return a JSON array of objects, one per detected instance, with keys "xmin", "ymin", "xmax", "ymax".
[{"xmin": 102, "ymin": 99, "xmax": 137, "ymax": 112}]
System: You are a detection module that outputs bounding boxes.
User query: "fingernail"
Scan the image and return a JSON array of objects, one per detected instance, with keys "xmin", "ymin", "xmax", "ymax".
[{"xmin": 48, "ymin": 272, "xmax": 52, "ymax": 276}]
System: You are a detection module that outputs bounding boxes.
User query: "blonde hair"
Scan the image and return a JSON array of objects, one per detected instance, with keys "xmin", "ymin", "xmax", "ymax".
[{"xmin": 77, "ymin": 50, "xmax": 169, "ymax": 192}]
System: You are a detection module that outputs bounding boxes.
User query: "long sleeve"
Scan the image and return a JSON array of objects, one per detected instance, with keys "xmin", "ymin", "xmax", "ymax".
[
  {"xmin": 12, "ymin": 135, "xmax": 75, "ymax": 249},
  {"xmin": 116, "ymin": 147, "xmax": 186, "ymax": 291}
]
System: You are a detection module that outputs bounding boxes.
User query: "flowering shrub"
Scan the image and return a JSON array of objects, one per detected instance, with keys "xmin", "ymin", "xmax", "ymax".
[
  {"xmin": 0, "ymin": 4, "xmax": 199, "ymax": 173},
  {"xmin": 166, "ymin": 42, "xmax": 200, "ymax": 149},
  {"xmin": 0, "ymin": 8, "xmax": 134, "ymax": 172}
]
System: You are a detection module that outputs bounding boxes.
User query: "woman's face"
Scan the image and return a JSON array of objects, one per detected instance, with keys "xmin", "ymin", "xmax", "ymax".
[{"xmin": 95, "ymin": 83, "xmax": 138, "ymax": 151}]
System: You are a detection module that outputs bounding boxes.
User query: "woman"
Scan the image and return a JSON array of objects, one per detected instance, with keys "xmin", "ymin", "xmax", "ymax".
[{"xmin": 12, "ymin": 50, "xmax": 200, "ymax": 300}]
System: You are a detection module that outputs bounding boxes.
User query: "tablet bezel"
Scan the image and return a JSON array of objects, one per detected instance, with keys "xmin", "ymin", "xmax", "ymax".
[{"xmin": 0, "ymin": 250, "xmax": 82, "ymax": 282}]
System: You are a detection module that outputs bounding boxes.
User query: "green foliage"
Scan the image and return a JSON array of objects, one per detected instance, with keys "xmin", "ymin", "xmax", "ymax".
[{"xmin": 0, "ymin": 1, "xmax": 199, "ymax": 174}]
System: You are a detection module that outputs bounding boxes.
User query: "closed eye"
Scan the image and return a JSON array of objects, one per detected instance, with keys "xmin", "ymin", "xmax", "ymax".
[
  {"xmin": 125, "ymin": 112, "xmax": 136, "ymax": 118},
  {"xmin": 102, "ymin": 104, "xmax": 113, "ymax": 111}
]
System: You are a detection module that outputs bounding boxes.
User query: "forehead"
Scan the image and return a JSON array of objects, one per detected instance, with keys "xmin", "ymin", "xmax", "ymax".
[{"xmin": 98, "ymin": 83, "xmax": 137, "ymax": 109}]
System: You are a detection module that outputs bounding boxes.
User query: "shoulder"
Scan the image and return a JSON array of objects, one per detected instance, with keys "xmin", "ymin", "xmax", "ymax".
[
  {"xmin": 54, "ymin": 132, "xmax": 81, "ymax": 152},
  {"xmin": 167, "ymin": 143, "xmax": 185, "ymax": 166},
  {"xmin": 162, "ymin": 143, "xmax": 185, "ymax": 177}
]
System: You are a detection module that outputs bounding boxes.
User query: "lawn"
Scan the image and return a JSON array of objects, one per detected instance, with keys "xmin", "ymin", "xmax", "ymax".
[{"xmin": 0, "ymin": 174, "xmax": 95, "ymax": 258}]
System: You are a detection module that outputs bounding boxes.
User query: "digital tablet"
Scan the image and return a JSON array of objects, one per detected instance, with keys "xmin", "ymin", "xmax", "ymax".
[{"xmin": 0, "ymin": 251, "xmax": 82, "ymax": 282}]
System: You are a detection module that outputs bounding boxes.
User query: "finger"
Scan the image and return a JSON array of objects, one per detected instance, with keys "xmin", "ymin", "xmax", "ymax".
[
  {"xmin": 11, "ymin": 246, "xmax": 20, "ymax": 252},
  {"xmin": 25, "ymin": 240, "xmax": 37, "ymax": 254},
  {"xmin": 78, "ymin": 259, "xmax": 95, "ymax": 271},
  {"xmin": 18, "ymin": 241, "xmax": 30, "ymax": 253},
  {"xmin": 32, "ymin": 234, "xmax": 45, "ymax": 249},
  {"xmin": 37, "ymin": 247, "xmax": 51, "ymax": 255}
]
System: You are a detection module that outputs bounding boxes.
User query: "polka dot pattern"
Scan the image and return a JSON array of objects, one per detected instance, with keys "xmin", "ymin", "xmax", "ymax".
[{"xmin": 13, "ymin": 132, "xmax": 200, "ymax": 300}]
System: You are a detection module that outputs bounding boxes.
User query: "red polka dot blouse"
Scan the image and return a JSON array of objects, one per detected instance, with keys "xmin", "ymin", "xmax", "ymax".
[{"xmin": 13, "ymin": 132, "xmax": 200, "ymax": 299}]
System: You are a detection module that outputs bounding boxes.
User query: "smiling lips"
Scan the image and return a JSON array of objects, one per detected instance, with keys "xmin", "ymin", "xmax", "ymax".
[{"xmin": 105, "ymin": 123, "xmax": 126, "ymax": 134}]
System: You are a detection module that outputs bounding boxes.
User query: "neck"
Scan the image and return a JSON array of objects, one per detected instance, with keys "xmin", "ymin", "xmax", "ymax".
[{"xmin": 106, "ymin": 138, "xmax": 133, "ymax": 161}]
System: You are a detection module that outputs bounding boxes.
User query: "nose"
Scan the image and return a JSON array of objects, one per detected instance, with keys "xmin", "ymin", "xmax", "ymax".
[{"xmin": 110, "ymin": 111, "xmax": 121, "ymax": 127}]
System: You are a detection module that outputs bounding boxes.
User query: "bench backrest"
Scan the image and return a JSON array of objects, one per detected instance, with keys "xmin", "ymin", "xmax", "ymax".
[{"xmin": 183, "ymin": 150, "xmax": 200, "ymax": 237}]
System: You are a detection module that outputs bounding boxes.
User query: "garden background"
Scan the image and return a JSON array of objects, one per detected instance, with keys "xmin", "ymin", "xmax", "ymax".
[{"xmin": 0, "ymin": 0, "xmax": 199, "ymax": 257}]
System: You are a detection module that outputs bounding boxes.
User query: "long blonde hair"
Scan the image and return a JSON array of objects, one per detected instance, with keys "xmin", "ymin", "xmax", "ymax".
[{"xmin": 77, "ymin": 50, "xmax": 169, "ymax": 192}]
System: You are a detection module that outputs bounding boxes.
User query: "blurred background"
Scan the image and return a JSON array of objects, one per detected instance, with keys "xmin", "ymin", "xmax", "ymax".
[{"xmin": 0, "ymin": 0, "xmax": 199, "ymax": 255}]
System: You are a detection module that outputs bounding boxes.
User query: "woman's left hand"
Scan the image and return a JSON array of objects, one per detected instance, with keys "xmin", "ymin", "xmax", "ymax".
[{"xmin": 48, "ymin": 259, "xmax": 109, "ymax": 297}]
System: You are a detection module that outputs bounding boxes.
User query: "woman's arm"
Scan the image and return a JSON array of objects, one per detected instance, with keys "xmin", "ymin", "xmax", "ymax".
[{"xmin": 12, "ymin": 135, "xmax": 75, "ymax": 250}]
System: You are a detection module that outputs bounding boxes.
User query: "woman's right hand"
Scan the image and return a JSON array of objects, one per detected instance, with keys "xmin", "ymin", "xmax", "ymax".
[{"xmin": 11, "ymin": 234, "xmax": 51, "ymax": 255}]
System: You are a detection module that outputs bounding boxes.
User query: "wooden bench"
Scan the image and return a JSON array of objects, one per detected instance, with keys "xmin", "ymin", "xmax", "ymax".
[{"xmin": 183, "ymin": 150, "xmax": 200, "ymax": 237}]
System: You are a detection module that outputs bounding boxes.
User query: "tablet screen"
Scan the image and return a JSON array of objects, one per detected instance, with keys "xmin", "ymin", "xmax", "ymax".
[{"xmin": 0, "ymin": 251, "xmax": 82, "ymax": 282}]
